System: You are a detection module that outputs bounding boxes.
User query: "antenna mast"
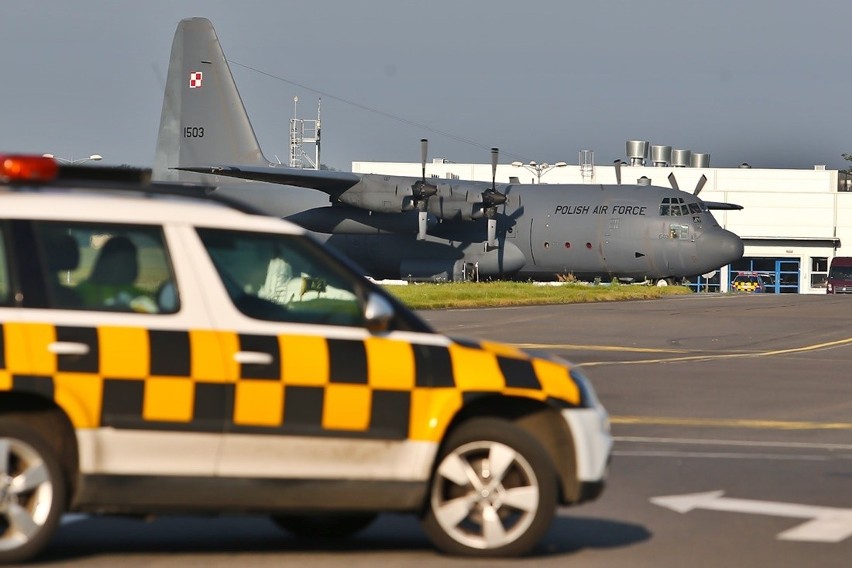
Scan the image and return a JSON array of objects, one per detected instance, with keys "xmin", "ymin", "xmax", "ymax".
[{"xmin": 289, "ymin": 97, "xmax": 322, "ymax": 169}]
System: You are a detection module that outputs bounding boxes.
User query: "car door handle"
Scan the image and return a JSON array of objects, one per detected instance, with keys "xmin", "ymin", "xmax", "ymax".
[
  {"xmin": 234, "ymin": 351, "xmax": 274, "ymax": 365},
  {"xmin": 47, "ymin": 342, "xmax": 90, "ymax": 356}
]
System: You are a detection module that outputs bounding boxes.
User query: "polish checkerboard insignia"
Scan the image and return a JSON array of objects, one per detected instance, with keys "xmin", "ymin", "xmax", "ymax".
[{"xmin": 189, "ymin": 71, "xmax": 203, "ymax": 89}]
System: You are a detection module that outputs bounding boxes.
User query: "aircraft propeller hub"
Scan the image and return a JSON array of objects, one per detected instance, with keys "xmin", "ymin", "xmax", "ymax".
[
  {"xmin": 412, "ymin": 179, "xmax": 438, "ymax": 199},
  {"xmin": 482, "ymin": 191, "xmax": 507, "ymax": 207}
]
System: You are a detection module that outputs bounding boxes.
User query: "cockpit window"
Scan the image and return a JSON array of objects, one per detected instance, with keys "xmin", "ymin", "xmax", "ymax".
[{"xmin": 660, "ymin": 197, "xmax": 707, "ymax": 216}]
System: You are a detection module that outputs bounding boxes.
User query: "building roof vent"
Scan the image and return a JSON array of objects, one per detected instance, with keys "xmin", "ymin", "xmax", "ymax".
[
  {"xmin": 671, "ymin": 149, "xmax": 692, "ymax": 168},
  {"xmin": 690, "ymin": 153, "xmax": 710, "ymax": 168},
  {"xmin": 650, "ymin": 145, "xmax": 672, "ymax": 167},
  {"xmin": 626, "ymin": 140, "xmax": 649, "ymax": 166}
]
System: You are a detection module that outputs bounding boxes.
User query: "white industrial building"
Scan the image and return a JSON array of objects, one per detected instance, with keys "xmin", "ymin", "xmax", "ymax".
[{"xmin": 352, "ymin": 143, "xmax": 852, "ymax": 294}]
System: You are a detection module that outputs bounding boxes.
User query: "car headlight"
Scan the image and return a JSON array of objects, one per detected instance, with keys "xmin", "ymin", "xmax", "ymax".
[{"xmin": 569, "ymin": 367, "xmax": 603, "ymax": 410}]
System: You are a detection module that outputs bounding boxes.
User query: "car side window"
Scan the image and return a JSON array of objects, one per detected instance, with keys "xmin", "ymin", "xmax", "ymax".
[
  {"xmin": 196, "ymin": 228, "xmax": 364, "ymax": 327},
  {"xmin": 33, "ymin": 222, "xmax": 178, "ymax": 313}
]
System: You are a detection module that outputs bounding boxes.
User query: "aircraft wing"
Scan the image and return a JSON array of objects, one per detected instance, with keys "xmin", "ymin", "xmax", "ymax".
[
  {"xmin": 176, "ymin": 165, "xmax": 361, "ymax": 196},
  {"xmin": 703, "ymin": 201, "xmax": 744, "ymax": 211}
]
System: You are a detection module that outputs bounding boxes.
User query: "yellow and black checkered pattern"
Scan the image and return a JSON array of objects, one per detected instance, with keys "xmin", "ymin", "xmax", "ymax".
[
  {"xmin": 0, "ymin": 323, "xmax": 583, "ymax": 442},
  {"xmin": 732, "ymin": 281, "xmax": 759, "ymax": 292}
]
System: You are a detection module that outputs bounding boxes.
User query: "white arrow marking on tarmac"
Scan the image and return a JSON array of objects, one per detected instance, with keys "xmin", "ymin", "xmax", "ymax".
[{"xmin": 651, "ymin": 490, "xmax": 852, "ymax": 543}]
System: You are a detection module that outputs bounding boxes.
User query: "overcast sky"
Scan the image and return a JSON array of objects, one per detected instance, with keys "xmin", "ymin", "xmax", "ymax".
[{"xmin": 2, "ymin": 0, "xmax": 850, "ymax": 171}]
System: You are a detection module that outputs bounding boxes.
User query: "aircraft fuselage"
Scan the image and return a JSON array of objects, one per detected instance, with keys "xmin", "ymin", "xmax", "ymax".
[{"xmin": 212, "ymin": 180, "xmax": 742, "ymax": 282}]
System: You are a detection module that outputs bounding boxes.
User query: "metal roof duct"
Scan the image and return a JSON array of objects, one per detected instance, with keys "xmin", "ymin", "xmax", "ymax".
[
  {"xmin": 650, "ymin": 145, "xmax": 672, "ymax": 167},
  {"xmin": 626, "ymin": 140, "xmax": 649, "ymax": 166},
  {"xmin": 671, "ymin": 149, "xmax": 691, "ymax": 167},
  {"xmin": 690, "ymin": 153, "xmax": 710, "ymax": 168}
]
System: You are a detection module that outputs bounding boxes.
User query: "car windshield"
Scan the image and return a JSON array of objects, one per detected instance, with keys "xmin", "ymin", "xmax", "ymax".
[{"xmin": 829, "ymin": 266, "xmax": 852, "ymax": 279}]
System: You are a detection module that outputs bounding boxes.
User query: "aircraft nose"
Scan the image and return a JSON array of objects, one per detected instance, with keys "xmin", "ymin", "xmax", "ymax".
[{"xmin": 697, "ymin": 228, "xmax": 744, "ymax": 271}]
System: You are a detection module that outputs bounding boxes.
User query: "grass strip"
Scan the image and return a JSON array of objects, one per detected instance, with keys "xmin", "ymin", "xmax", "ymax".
[{"xmin": 383, "ymin": 281, "xmax": 692, "ymax": 310}]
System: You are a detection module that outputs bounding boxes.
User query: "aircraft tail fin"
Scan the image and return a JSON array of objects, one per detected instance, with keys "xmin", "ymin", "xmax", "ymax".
[{"xmin": 153, "ymin": 18, "xmax": 269, "ymax": 182}]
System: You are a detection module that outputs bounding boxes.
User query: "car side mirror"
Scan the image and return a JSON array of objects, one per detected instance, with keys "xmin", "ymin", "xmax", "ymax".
[{"xmin": 364, "ymin": 292, "xmax": 394, "ymax": 333}]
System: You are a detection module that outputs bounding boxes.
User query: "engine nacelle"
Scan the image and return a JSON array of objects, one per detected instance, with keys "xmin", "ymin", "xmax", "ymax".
[
  {"xmin": 421, "ymin": 181, "xmax": 489, "ymax": 221},
  {"xmin": 337, "ymin": 175, "xmax": 415, "ymax": 212},
  {"xmin": 336, "ymin": 174, "xmax": 504, "ymax": 222}
]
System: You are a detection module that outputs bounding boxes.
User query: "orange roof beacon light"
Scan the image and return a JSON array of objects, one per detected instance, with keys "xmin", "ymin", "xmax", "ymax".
[{"xmin": 0, "ymin": 154, "xmax": 59, "ymax": 183}]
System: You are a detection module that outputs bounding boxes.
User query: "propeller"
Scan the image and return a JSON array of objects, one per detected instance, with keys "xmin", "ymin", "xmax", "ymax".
[
  {"xmin": 667, "ymin": 172, "xmax": 680, "ymax": 192},
  {"xmin": 668, "ymin": 172, "xmax": 708, "ymax": 196},
  {"xmin": 482, "ymin": 147, "xmax": 506, "ymax": 250},
  {"xmin": 693, "ymin": 174, "xmax": 707, "ymax": 196},
  {"xmin": 613, "ymin": 160, "xmax": 622, "ymax": 185},
  {"xmin": 411, "ymin": 138, "xmax": 438, "ymax": 240}
]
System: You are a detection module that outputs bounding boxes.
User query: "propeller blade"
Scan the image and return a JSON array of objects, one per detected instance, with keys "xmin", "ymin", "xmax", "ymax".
[
  {"xmin": 487, "ymin": 217, "xmax": 497, "ymax": 249},
  {"xmin": 491, "ymin": 147, "xmax": 498, "ymax": 191},
  {"xmin": 417, "ymin": 210, "xmax": 428, "ymax": 240},
  {"xmin": 613, "ymin": 160, "xmax": 622, "ymax": 185},
  {"xmin": 667, "ymin": 172, "xmax": 680, "ymax": 192},
  {"xmin": 420, "ymin": 139, "xmax": 428, "ymax": 181},
  {"xmin": 693, "ymin": 174, "xmax": 707, "ymax": 196}
]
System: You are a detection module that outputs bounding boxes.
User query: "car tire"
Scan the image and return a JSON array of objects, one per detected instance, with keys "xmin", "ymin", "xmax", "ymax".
[
  {"xmin": 0, "ymin": 418, "xmax": 66, "ymax": 565},
  {"xmin": 272, "ymin": 513, "xmax": 378, "ymax": 540},
  {"xmin": 421, "ymin": 417, "xmax": 557, "ymax": 557}
]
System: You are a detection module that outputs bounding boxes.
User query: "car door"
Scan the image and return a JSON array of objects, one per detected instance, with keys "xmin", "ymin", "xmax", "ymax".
[
  {"xmin": 187, "ymin": 226, "xmax": 440, "ymax": 500},
  {"xmin": 12, "ymin": 219, "xmax": 227, "ymax": 483}
]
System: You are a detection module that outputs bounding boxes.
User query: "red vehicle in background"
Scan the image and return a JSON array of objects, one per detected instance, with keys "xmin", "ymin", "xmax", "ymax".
[{"xmin": 827, "ymin": 257, "xmax": 852, "ymax": 294}]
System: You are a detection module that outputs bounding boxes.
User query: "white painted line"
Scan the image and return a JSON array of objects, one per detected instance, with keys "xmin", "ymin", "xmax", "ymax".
[
  {"xmin": 652, "ymin": 491, "xmax": 852, "ymax": 543},
  {"xmin": 614, "ymin": 450, "xmax": 829, "ymax": 461},
  {"xmin": 614, "ymin": 436, "xmax": 852, "ymax": 451}
]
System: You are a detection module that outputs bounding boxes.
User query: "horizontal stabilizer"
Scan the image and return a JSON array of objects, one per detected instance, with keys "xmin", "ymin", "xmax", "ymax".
[{"xmin": 175, "ymin": 165, "xmax": 360, "ymax": 195}]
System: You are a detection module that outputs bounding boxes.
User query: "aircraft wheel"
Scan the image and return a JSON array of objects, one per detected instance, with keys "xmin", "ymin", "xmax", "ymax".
[
  {"xmin": 421, "ymin": 417, "xmax": 557, "ymax": 557},
  {"xmin": 0, "ymin": 418, "xmax": 66, "ymax": 564},
  {"xmin": 656, "ymin": 278, "xmax": 669, "ymax": 287}
]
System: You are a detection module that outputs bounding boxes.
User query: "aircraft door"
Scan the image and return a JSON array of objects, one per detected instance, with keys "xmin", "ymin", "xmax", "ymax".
[
  {"xmin": 528, "ymin": 216, "xmax": 551, "ymax": 267},
  {"xmin": 658, "ymin": 222, "xmax": 692, "ymax": 276}
]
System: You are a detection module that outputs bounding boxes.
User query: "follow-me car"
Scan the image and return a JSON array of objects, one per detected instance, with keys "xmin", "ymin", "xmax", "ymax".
[{"xmin": 0, "ymin": 156, "xmax": 611, "ymax": 562}]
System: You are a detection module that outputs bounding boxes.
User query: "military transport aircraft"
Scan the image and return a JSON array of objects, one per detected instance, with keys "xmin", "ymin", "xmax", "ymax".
[{"xmin": 153, "ymin": 17, "xmax": 744, "ymax": 282}]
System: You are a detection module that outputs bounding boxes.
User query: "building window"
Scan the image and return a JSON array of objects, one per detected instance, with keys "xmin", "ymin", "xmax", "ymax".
[
  {"xmin": 810, "ymin": 257, "xmax": 828, "ymax": 288},
  {"xmin": 839, "ymin": 172, "xmax": 852, "ymax": 192}
]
